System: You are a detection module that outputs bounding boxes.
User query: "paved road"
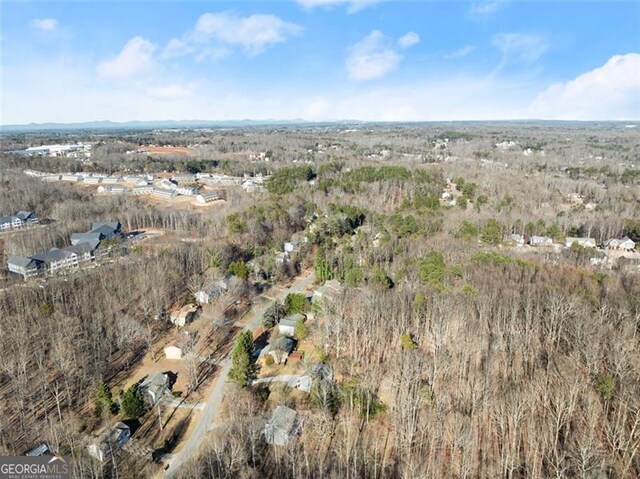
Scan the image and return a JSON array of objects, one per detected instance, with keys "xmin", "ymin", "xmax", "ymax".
[{"xmin": 165, "ymin": 270, "xmax": 315, "ymax": 477}]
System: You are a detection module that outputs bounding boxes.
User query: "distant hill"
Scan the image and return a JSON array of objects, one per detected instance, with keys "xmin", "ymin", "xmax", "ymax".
[
  {"xmin": 0, "ymin": 119, "xmax": 341, "ymax": 133},
  {"xmin": 0, "ymin": 119, "xmax": 635, "ymax": 133}
]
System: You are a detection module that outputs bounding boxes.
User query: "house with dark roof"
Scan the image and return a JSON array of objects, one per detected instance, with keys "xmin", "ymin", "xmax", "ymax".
[
  {"xmin": 87, "ymin": 422, "xmax": 131, "ymax": 462},
  {"xmin": 139, "ymin": 372, "xmax": 172, "ymax": 405},
  {"xmin": 30, "ymin": 248, "xmax": 80, "ymax": 274},
  {"xmin": 90, "ymin": 222, "xmax": 122, "ymax": 238},
  {"xmin": 260, "ymin": 336, "xmax": 295, "ymax": 365},
  {"xmin": 70, "ymin": 232, "xmax": 103, "ymax": 247},
  {"xmin": 0, "ymin": 211, "xmax": 38, "ymax": 231},
  {"xmin": 7, "ymin": 255, "xmax": 40, "ymax": 278}
]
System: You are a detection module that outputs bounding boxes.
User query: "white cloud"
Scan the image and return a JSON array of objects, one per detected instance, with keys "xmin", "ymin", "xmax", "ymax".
[
  {"xmin": 346, "ymin": 30, "xmax": 420, "ymax": 81},
  {"xmin": 165, "ymin": 12, "xmax": 301, "ymax": 59},
  {"xmin": 529, "ymin": 53, "xmax": 640, "ymax": 120},
  {"xmin": 492, "ymin": 33, "xmax": 549, "ymax": 63},
  {"xmin": 147, "ymin": 83, "xmax": 193, "ymax": 100},
  {"xmin": 469, "ymin": 1, "xmax": 508, "ymax": 18},
  {"xmin": 296, "ymin": 0, "xmax": 378, "ymax": 14},
  {"xmin": 445, "ymin": 45, "xmax": 476, "ymax": 59},
  {"xmin": 30, "ymin": 18, "xmax": 58, "ymax": 32},
  {"xmin": 305, "ymin": 98, "xmax": 331, "ymax": 118},
  {"xmin": 398, "ymin": 32, "xmax": 420, "ymax": 49},
  {"xmin": 97, "ymin": 37, "xmax": 156, "ymax": 79}
]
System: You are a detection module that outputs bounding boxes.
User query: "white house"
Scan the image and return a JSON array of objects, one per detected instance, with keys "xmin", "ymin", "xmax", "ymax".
[
  {"xmin": 170, "ymin": 304, "xmax": 200, "ymax": 327},
  {"xmin": 510, "ymin": 234, "xmax": 525, "ymax": 246},
  {"xmin": 278, "ymin": 313, "xmax": 305, "ymax": 337},
  {"xmin": 529, "ymin": 236, "xmax": 553, "ymax": 247},
  {"xmin": 83, "ymin": 176, "xmax": 103, "ymax": 184},
  {"xmin": 132, "ymin": 185, "xmax": 154, "ymax": 195},
  {"xmin": 565, "ymin": 237, "xmax": 596, "ymax": 248},
  {"xmin": 152, "ymin": 187, "xmax": 178, "ymax": 199},
  {"xmin": 603, "ymin": 237, "xmax": 636, "ymax": 252},
  {"xmin": 61, "ymin": 174, "xmax": 82, "ymax": 182},
  {"xmin": 176, "ymin": 186, "xmax": 197, "ymax": 196},
  {"xmin": 196, "ymin": 192, "xmax": 221, "ymax": 204}
]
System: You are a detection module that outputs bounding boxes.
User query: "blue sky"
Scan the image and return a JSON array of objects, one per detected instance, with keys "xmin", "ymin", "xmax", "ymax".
[{"xmin": 2, "ymin": 1, "xmax": 639, "ymax": 124}]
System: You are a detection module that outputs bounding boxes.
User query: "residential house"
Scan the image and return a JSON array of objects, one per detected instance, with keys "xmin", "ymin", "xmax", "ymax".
[
  {"xmin": 7, "ymin": 241, "xmax": 96, "ymax": 279},
  {"xmin": 312, "ymin": 279, "xmax": 345, "ymax": 305},
  {"xmin": 29, "ymin": 248, "xmax": 80, "ymax": 274},
  {"xmin": 41, "ymin": 175, "xmax": 62, "ymax": 182},
  {"xmin": 509, "ymin": 234, "xmax": 525, "ymax": 246},
  {"xmin": 171, "ymin": 174, "xmax": 196, "ymax": 183},
  {"xmin": 529, "ymin": 236, "xmax": 553, "ymax": 247},
  {"xmin": 7, "ymin": 255, "xmax": 40, "ymax": 278},
  {"xmin": 101, "ymin": 176, "xmax": 123, "ymax": 184},
  {"xmin": 195, "ymin": 277, "xmax": 229, "ymax": 304},
  {"xmin": 262, "ymin": 336, "xmax": 295, "ymax": 365},
  {"xmin": 139, "ymin": 373, "xmax": 172, "ymax": 405},
  {"xmin": 60, "ymin": 174, "xmax": 82, "ymax": 182},
  {"xmin": 16, "ymin": 211, "xmax": 39, "ymax": 223},
  {"xmin": 131, "ymin": 185, "xmax": 154, "ymax": 195},
  {"xmin": 565, "ymin": 237, "xmax": 596, "ymax": 248},
  {"xmin": 170, "ymin": 304, "xmax": 200, "ymax": 327},
  {"xmin": 198, "ymin": 175, "xmax": 242, "ymax": 186},
  {"xmin": 83, "ymin": 176, "xmax": 103, "ymax": 184},
  {"xmin": 196, "ymin": 191, "xmax": 221, "ymax": 204},
  {"xmin": 278, "ymin": 313, "xmax": 305, "ymax": 338},
  {"xmin": 90, "ymin": 221, "xmax": 122, "ymax": 239},
  {"xmin": 175, "ymin": 186, "xmax": 197, "ymax": 196},
  {"xmin": 263, "ymin": 406, "xmax": 300, "ymax": 446},
  {"xmin": 87, "ymin": 422, "xmax": 131, "ymax": 462},
  {"xmin": 152, "ymin": 187, "xmax": 178, "ymax": 199},
  {"xmin": 0, "ymin": 211, "xmax": 38, "ymax": 231},
  {"xmin": 604, "ymin": 237, "xmax": 636, "ymax": 252},
  {"xmin": 70, "ymin": 232, "xmax": 102, "ymax": 249},
  {"xmin": 25, "ymin": 443, "xmax": 50, "ymax": 456},
  {"xmin": 160, "ymin": 178, "xmax": 179, "ymax": 190}
]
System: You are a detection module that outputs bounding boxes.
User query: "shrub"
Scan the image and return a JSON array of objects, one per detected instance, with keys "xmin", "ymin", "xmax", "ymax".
[{"xmin": 594, "ymin": 373, "xmax": 615, "ymax": 402}]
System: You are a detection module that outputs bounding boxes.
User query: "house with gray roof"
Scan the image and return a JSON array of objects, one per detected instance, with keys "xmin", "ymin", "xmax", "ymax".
[
  {"xmin": 7, "ymin": 255, "xmax": 41, "ymax": 278},
  {"xmin": 30, "ymin": 248, "xmax": 81, "ymax": 274},
  {"xmin": 90, "ymin": 222, "xmax": 122, "ymax": 236},
  {"xmin": 312, "ymin": 279, "xmax": 344, "ymax": 305},
  {"xmin": 70, "ymin": 232, "xmax": 103, "ymax": 247},
  {"xmin": 261, "ymin": 336, "xmax": 295, "ymax": 365},
  {"xmin": 87, "ymin": 422, "xmax": 131, "ymax": 462},
  {"xmin": 139, "ymin": 372, "xmax": 172, "ymax": 405},
  {"xmin": 0, "ymin": 211, "xmax": 38, "ymax": 231},
  {"xmin": 8, "ymin": 241, "xmax": 98, "ymax": 278},
  {"xmin": 263, "ymin": 406, "xmax": 300, "ymax": 446}
]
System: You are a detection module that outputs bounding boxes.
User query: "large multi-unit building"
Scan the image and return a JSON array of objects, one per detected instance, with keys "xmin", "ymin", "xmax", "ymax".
[
  {"xmin": 0, "ymin": 211, "xmax": 39, "ymax": 232},
  {"xmin": 152, "ymin": 187, "xmax": 178, "ymax": 199},
  {"xmin": 7, "ymin": 220, "xmax": 122, "ymax": 279}
]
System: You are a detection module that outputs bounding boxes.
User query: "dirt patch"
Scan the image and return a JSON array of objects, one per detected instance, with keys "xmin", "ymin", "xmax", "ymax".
[{"xmin": 141, "ymin": 146, "xmax": 193, "ymax": 155}]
